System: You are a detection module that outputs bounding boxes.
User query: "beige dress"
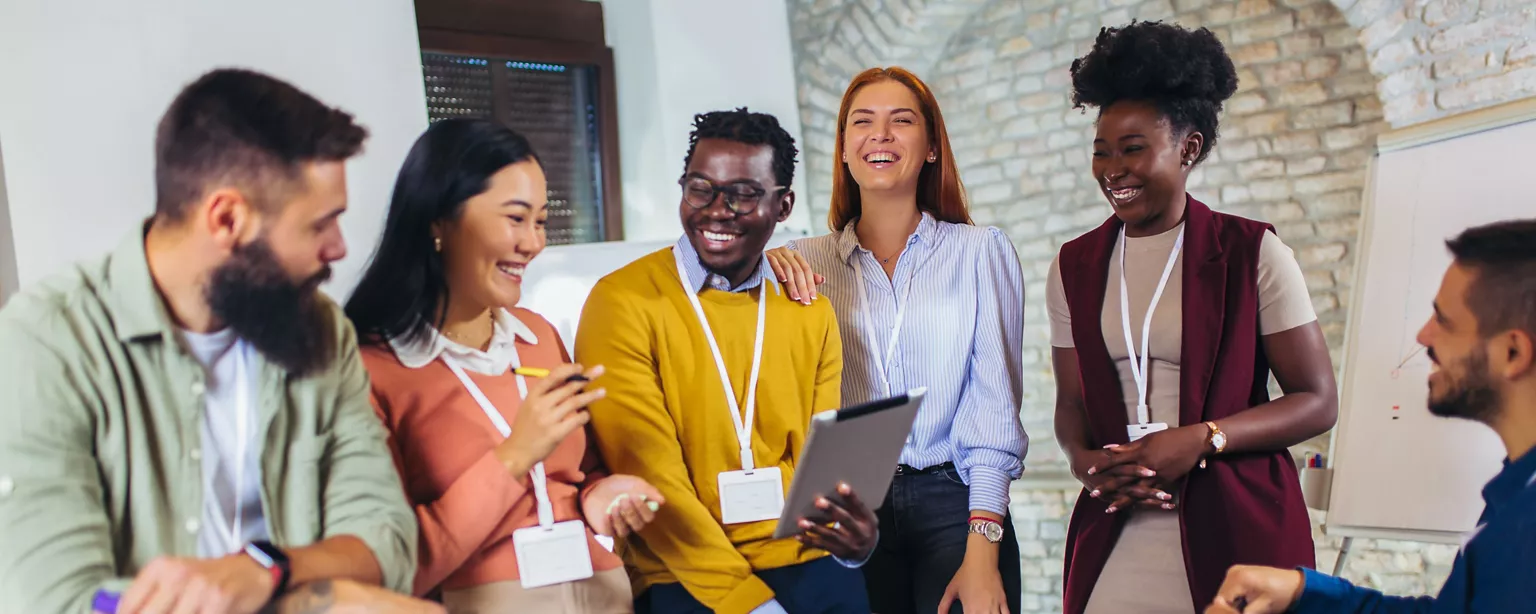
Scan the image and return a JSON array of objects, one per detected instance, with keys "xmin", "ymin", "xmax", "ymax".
[
  {"xmin": 1046, "ymin": 223, "xmax": 1316, "ymax": 613},
  {"xmin": 440, "ymin": 568, "xmax": 633, "ymax": 614}
]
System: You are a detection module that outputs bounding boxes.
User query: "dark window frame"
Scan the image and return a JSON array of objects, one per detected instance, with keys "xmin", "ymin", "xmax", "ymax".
[{"xmin": 415, "ymin": 0, "xmax": 624, "ymax": 242}]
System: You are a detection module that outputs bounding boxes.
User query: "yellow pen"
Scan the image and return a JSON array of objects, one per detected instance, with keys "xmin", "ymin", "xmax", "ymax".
[{"xmin": 513, "ymin": 367, "xmax": 590, "ymax": 383}]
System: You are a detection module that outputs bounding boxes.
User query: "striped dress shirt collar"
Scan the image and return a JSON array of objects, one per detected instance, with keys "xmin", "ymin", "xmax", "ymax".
[
  {"xmin": 673, "ymin": 235, "xmax": 774, "ymax": 294},
  {"xmin": 835, "ymin": 211, "xmax": 941, "ymax": 263}
]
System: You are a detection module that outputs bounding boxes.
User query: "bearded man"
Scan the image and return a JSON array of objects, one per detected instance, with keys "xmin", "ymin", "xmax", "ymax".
[{"xmin": 0, "ymin": 68, "xmax": 438, "ymax": 614}]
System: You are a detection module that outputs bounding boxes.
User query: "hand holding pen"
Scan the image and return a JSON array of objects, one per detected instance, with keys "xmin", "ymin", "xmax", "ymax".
[{"xmin": 493, "ymin": 364, "xmax": 606, "ymax": 478}]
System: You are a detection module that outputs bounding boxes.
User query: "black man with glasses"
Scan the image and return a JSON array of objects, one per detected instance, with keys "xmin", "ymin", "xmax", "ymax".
[{"xmin": 575, "ymin": 108, "xmax": 879, "ymax": 614}]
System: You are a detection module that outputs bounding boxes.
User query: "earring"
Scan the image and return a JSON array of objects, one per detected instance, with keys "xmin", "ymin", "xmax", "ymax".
[
  {"xmin": 434, "ymin": 236, "xmax": 442, "ymax": 252},
  {"xmin": 1183, "ymin": 160, "xmax": 1193, "ymax": 167},
  {"xmin": 927, "ymin": 153, "xmax": 937, "ymax": 162}
]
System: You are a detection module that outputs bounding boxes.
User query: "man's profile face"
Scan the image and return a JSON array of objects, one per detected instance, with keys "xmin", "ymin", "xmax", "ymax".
[
  {"xmin": 206, "ymin": 162, "xmax": 349, "ymax": 375},
  {"xmin": 1417, "ymin": 263, "xmax": 1501, "ymax": 423}
]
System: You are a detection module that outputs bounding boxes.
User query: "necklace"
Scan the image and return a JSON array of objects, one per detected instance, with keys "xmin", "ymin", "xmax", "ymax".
[{"xmin": 442, "ymin": 313, "xmax": 494, "ymax": 345}]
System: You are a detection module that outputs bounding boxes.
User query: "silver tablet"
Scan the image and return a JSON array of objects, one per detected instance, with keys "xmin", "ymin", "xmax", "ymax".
[{"xmin": 772, "ymin": 388, "xmax": 926, "ymax": 539}]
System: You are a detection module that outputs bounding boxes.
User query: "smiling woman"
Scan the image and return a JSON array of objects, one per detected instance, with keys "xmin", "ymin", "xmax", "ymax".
[
  {"xmin": 767, "ymin": 67, "xmax": 1029, "ymax": 614},
  {"xmin": 344, "ymin": 119, "xmax": 663, "ymax": 614},
  {"xmin": 1047, "ymin": 21, "xmax": 1339, "ymax": 614}
]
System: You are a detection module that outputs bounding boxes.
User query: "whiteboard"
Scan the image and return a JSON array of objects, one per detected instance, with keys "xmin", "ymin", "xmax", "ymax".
[
  {"xmin": 518, "ymin": 230, "xmax": 806, "ymax": 352},
  {"xmin": 1325, "ymin": 100, "xmax": 1536, "ymax": 543}
]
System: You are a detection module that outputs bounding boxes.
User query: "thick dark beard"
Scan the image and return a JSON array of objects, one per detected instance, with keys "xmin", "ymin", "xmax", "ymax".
[
  {"xmin": 1427, "ymin": 347, "xmax": 1502, "ymax": 424},
  {"xmin": 206, "ymin": 237, "xmax": 334, "ymax": 377}
]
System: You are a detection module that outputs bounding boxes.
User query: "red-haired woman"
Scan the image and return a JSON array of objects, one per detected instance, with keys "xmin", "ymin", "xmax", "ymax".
[{"xmin": 768, "ymin": 67, "xmax": 1027, "ymax": 614}]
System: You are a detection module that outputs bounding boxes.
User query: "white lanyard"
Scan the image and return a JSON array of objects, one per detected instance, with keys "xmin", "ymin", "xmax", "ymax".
[
  {"xmin": 207, "ymin": 342, "xmax": 251, "ymax": 554},
  {"xmin": 1118, "ymin": 225, "xmax": 1185, "ymax": 425},
  {"xmin": 672, "ymin": 247, "xmax": 770, "ymax": 472},
  {"xmin": 442, "ymin": 354, "xmax": 556, "ymax": 528},
  {"xmin": 851, "ymin": 254, "xmax": 913, "ymax": 397}
]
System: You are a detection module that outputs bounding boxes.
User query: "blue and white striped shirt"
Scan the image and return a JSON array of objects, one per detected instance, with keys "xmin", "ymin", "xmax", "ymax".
[
  {"xmin": 787, "ymin": 213, "xmax": 1028, "ymax": 515},
  {"xmin": 673, "ymin": 236, "xmax": 771, "ymax": 293}
]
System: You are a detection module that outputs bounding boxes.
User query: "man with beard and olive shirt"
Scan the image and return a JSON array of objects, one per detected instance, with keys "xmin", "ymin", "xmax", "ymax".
[
  {"xmin": 576, "ymin": 108, "xmax": 879, "ymax": 614},
  {"xmin": 0, "ymin": 69, "xmax": 437, "ymax": 614},
  {"xmin": 1207, "ymin": 219, "xmax": 1536, "ymax": 614}
]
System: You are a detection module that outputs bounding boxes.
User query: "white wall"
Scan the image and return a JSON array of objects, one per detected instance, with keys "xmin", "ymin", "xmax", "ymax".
[
  {"xmin": 0, "ymin": 0, "xmax": 428, "ymax": 302},
  {"xmin": 601, "ymin": 0, "xmax": 814, "ymax": 241},
  {"xmin": 0, "ymin": 141, "xmax": 17, "ymax": 302}
]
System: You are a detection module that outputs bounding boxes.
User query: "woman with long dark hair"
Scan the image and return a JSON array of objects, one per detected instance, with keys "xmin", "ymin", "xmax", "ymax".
[
  {"xmin": 346, "ymin": 119, "xmax": 662, "ymax": 613},
  {"xmin": 1048, "ymin": 22, "xmax": 1338, "ymax": 613},
  {"xmin": 767, "ymin": 67, "xmax": 1027, "ymax": 614}
]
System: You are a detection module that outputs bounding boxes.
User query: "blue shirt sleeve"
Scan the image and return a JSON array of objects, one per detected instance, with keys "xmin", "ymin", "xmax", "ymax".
[
  {"xmin": 1292, "ymin": 568, "xmax": 1435, "ymax": 614},
  {"xmin": 951, "ymin": 227, "xmax": 1028, "ymax": 515}
]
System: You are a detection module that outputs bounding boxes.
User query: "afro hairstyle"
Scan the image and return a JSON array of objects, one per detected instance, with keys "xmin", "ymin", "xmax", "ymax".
[
  {"xmin": 682, "ymin": 107, "xmax": 799, "ymax": 190},
  {"xmin": 1070, "ymin": 21, "xmax": 1239, "ymax": 164}
]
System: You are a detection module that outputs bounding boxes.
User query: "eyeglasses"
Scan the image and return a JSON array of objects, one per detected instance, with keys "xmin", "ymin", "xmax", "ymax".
[{"xmin": 678, "ymin": 177, "xmax": 786, "ymax": 215}]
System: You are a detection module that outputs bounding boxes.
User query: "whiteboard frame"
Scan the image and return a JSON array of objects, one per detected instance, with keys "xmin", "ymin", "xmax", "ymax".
[
  {"xmin": 1322, "ymin": 98, "xmax": 1536, "ymax": 544},
  {"xmin": 1377, "ymin": 97, "xmax": 1536, "ymax": 154}
]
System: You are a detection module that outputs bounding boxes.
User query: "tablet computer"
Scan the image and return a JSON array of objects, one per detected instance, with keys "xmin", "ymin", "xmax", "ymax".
[{"xmin": 772, "ymin": 388, "xmax": 926, "ymax": 539}]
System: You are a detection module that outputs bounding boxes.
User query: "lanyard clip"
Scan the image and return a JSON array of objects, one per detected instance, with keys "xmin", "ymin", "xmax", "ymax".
[{"xmin": 740, "ymin": 447, "xmax": 755, "ymax": 473}]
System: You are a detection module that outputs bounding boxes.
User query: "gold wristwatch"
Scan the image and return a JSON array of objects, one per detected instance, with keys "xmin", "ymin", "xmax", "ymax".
[{"xmin": 1199, "ymin": 421, "xmax": 1227, "ymax": 469}]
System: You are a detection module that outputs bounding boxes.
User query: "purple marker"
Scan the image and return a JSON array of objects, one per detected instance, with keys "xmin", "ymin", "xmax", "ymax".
[{"xmin": 93, "ymin": 589, "xmax": 119, "ymax": 613}]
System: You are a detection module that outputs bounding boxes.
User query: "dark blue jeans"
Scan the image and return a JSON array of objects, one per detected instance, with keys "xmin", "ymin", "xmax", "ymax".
[
  {"xmin": 635, "ymin": 556, "xmax": 870, "ymax": 613},
  {"xmin": 863, "ymin": 465, "xmax": 1022, "ymax": 614}
]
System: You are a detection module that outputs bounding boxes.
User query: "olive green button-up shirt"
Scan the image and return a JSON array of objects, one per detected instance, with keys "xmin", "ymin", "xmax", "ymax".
[{"xmin": 0, "ymin": 231, "xmax": 417, "ymax": 613}]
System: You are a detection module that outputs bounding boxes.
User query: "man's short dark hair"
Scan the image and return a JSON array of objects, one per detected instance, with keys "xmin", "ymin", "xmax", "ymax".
[
  {"xmin": 1446, "ymin": 219, "xmax": 1536, "ymax": 340},
  {"xmin": 682, "ymin": 107, "xmax": 798, "ymax": 189},
  {"xmin": 154, "ymin": 68, "xmax": 368, "ymax": 220}
]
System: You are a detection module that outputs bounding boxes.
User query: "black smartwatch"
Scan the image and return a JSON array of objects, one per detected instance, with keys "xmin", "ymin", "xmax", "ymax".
[{"xmin": 243, "ymin": 540, "xmax": 292, "ymax": 599}]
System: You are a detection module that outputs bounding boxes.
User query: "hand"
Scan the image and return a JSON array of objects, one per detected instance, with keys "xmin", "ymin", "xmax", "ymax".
[
  {"xmin": 1088, "ymin": 426, "xmax": 1209, "ymax": 512},
  {"xmin": 496, "ymin": 363, "xmax": 606, "ymax": 477},
  {"xmin": 1069, "ymin": 447, "xmax": 1171, "ymax": 513},
  {"xmin": 268, "ymin": 579, "xmax": 446, "ymax": 614},
  {"xmin": 1205, "ymin": 565, "xmax": 1305, "ymax": 614},
  {"xmin": 120, "ymin": 554, "xmax": 274, "ymax": 614},
  {"xmin": 765, "ymin": 246, "xmax": 823, "ymax": 305},
  {"xmin": 794, "ymin": 483, "xmax": 877, "ymax": 560},
  {"xmin": 938, "ymin": 549, "xmax": 1011, "ymax": 614},
  {"xmin": 583, "ymin": 474, "xmax": 666, "ymax": 538}
]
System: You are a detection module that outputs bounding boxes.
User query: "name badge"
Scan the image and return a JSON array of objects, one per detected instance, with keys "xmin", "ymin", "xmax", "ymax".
[
  {"xmin": 718, "ymin": 466, "xmax": 785, "ymax": 525},
  {"xmin": 1126, "ymin": 422, "xmax": 1169, "ymax": 442},
  {"xmin": 513, "ymin": 520, "xmax": 594, "ymax": 589}
]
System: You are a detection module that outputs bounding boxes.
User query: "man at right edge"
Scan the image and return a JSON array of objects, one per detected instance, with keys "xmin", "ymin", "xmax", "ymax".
[{"xmin": 1206, "ymin": 219, "xmax": 1536, "ymax": 613}]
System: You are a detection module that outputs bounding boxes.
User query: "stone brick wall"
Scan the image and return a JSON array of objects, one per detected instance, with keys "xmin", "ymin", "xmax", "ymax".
[
  {"xmin": 787, "ymin": 0, "xmax": 1524, "ymax": 610},
  {"xmin": 1340, "ymin": 0, "xmax": 1536, "ymax": 125}
]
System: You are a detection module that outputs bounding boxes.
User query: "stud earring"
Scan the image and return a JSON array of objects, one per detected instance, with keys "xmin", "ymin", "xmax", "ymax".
[
  {"xmin": 927, "ymin": 153, "xmax": 937, "ymax": 162},
  {"xmin": 434, "ymin": 236, "xmax": 442, "ymax": 252}
]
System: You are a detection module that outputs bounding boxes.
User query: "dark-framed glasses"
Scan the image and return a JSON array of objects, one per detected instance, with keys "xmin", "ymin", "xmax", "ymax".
[{"xmin": 679, "ymin": 177, "xmax": 786, "ymax": 214}]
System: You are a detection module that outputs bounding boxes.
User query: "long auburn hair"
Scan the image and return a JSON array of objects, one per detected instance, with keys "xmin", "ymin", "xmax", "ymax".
[{"xmin": 828, "ymin": 67, "xmax": 972, "ymax": 232}]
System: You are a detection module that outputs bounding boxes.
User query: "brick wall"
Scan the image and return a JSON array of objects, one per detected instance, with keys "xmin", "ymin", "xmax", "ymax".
[{"xmin": 786, "ymin": 0, "xmax": 1522, "ymax": 610}]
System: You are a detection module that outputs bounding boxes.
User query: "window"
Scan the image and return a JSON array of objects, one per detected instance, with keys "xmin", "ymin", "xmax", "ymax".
[{"xmin": 416, "ymin": 0, "xmax": 623, "ymax": 244}]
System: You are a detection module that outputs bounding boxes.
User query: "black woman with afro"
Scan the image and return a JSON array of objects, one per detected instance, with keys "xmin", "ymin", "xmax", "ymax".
[{"xmin": 1044, "ymin": 21, "xmax": 1339, "ymax": 614}]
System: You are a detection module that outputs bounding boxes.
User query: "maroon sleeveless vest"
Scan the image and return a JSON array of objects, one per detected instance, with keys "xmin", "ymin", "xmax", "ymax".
[{"xmin": 1057, "ymin": 197, "xmax": 1314, "ymax": 613}]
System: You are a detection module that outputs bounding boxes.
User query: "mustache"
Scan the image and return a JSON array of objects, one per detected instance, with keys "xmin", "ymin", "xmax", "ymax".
[
  {"xmin": 1426, "ymin": 346, "xmax": 1438, "ymax": 364},
  {"xmin": 305, "ymin": 266, "xmax": 333, "ymax": 290}
]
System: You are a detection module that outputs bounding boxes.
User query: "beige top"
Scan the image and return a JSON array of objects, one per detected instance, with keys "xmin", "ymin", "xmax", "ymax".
[{"xmin": 1045, "ymin": 223, "xmax": 1316, "ymax": 613}]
